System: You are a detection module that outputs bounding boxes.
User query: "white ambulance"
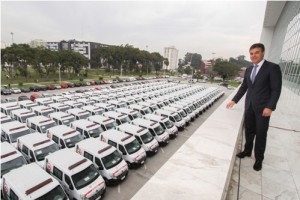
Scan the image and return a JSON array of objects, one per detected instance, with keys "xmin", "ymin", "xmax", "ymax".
[
  {"xmin": 100, "ymin": 130, "xmax": 146, "ymax": 168},
  {"xmin": 48, "ymin": 103, "xmax": 70, "ymax": 112},
  {"xmin": 31, "ymin": 106, "xmax": 55, "ymax": 117},
  {"xmin": 154, "ymin": 109, "xmax": 185, "ymax": 131},
  {"xmin": 162, "ymin": 106, "xmax": 191, "ymax": 125},
  {"xmin": 67, "ymin": 108, "xmax": 90, "ymax": 120},
  {"xmin": 1, "ymin": 121, "xmax": 31, "ymax": 147},
  {"xmin": 49, "ymin": 112, "xmax": 76, "ymax": 126},
  {"xmin": 89, "ymin": 96, "xmax": 107, "ymax": 104},
  {"xmin": 116, "ymin": 123, "xmax": 159, "ymax": 155},
  {"xmin": 130, "ymin": 118, "xmax": 170, "ymax": 145},
  {"xmin": 45, "ymin": 149, "xmax": 106, "ymax": 200},
  {"xmin": 170, "ymin": 103, "xmax": 195, "ymax": 121},
  {"xmin": 47, "ymin": 125, "xmax": 84, "ymax": 149},
  {"xmin": 102, "ymin": 111, "xmax": 131, "ymax": 126},
  {"xmin": 143, "ymin": 114, "xmax": 178, "ymax": 137},
  {"xmin": 0, "ymin": 102, "xmax": 20, "ymax": 115},
  {"xmin": 0, "ymin": 113, "xmax": 13, "ymax": 124},
  {"xmin": 10, "ymin": 109, "xmax": 36, "ymax": 123},
  {"xmin": 1, "ymin": 142, "xmax": 27, "ymax": 185},
  {"xmin": 88, "ymin": 115, "xmax": 118, "ymax": 131},
  {"xmin": 26, "ymin": 116, "xmax": 56, "ymax": 134},
  {"xmin": 75, "ymin": 138, "xmax": 128, "ymax": 184},
  {"xmin": 2, "ymin": 163, "xmax": 68, "ymax": 200},
  {"xmin": 17, "ymin": 133, "xmax": 59, "ymax": 167},
  {"xmin": 18, "ymin": 100, "xmax": 38, "ymax": 110},
  {"xmin": 70, "ymin": 119, "xmax": 103, "ymax": 139},
  {"xmin": 82, "ymin": 105, "xmax": 104, "ymax": 116}
]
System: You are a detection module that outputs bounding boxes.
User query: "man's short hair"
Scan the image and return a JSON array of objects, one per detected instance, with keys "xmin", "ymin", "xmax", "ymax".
[{"xmin": 250, "ymin": 43, "xmax": 265, "ymax": 52}]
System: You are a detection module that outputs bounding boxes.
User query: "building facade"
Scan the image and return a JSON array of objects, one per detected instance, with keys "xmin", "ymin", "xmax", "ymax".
[
  {"xmin": 163, "ymin": 46, "xmax": 179, "ymax": 71},
  {"xmin": 260, "ymin": 1, "xmax": 300, "ymax": 95},
  {"xmin": 260, "ymin": 1, "xmax": 300, "ymax": 113},
  {"xmin": 29, "ymin": 39, "xmax": 47, "ymax": 48}
]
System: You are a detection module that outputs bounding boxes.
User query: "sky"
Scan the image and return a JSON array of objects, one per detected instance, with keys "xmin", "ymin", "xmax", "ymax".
[{"xmin": 1, "ymin": 1, "xmax": 267, "ymax": 61}]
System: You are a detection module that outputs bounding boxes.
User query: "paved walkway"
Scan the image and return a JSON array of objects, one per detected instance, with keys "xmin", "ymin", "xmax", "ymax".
[{"xmin": 226, "ymin": 88, "xmax": 300, "ymax": 200}]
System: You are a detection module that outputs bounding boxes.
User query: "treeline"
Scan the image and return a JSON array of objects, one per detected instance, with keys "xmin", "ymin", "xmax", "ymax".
[
  {"xmin": 1, "ymin": 44, "xmax": 88, "ymax": 79},
  {"xmin": 1, "ymin": 43, "xmax": 166, "ymax": 80},
  {"xmin": 91, "ymin": 44, "xmax": 166, "ymax": 74}
]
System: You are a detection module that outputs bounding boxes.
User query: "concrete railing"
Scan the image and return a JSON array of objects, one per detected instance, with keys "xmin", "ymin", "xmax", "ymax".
[{"xmin": 132, "ymin": 90, "xmax": 245, "ymax": 200}]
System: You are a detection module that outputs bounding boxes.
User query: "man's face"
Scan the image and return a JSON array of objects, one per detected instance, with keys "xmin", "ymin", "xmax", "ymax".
[{"xmin": 250, "ymin": 47, "xmax": 264, "ymax": 64}]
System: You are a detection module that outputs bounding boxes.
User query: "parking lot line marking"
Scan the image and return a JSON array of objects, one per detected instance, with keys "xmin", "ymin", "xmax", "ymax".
[
  {"xmin": 118, "ymin": 184, "xmax": 121, "ymax": 193},
  {"xmin": 144, "ymin": 164, "xmax": 147, "ymax": 170},
  {"xmin": 160, "ymin": 148, "xmax": 165, "ymax": 153}
]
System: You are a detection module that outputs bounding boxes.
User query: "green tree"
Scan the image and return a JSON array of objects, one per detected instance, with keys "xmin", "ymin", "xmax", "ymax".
[
  {"xmin": 213, "ymin": 61, "xmax": 240, "ymax": 80},
  {"xmin": 184, "ymin": 66, "xmax": 192, "ymax": 75}
]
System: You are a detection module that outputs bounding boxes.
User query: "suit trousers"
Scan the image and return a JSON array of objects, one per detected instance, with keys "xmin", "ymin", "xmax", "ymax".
[{"xmin": 244, "ymin": 104, "xmax": 270, "ymax": 161}]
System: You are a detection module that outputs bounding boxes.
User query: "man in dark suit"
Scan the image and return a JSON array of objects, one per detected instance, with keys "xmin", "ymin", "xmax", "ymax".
[{"xmin": 226, "ymin": 43, "xmax": 282, "ymax": 171}]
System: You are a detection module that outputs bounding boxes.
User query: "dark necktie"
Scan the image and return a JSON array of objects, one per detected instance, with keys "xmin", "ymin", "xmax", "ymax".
[{"xmin": 251, "ymin": 64, "xmax": 258, "ymax": 83}]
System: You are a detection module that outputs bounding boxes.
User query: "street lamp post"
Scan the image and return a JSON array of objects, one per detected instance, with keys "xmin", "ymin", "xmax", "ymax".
[
  {"xmin": 146, "ymin": 45, "xmax": 148, "ymax": 77},
  {"xmin": 190, "ymin": 54, "xmax": 194, "ymax": 81},
  {"xmin": 10, "ymin": 32, "xmax": 14, "ymax": 44},
  {"xmin": 59, "ymin": 65, "xmax": 61, "ymax": 84}
]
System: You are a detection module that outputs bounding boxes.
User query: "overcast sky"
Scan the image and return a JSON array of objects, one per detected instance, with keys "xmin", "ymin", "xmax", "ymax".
[{"xmin": 1, "ymin": 1, "xmax": 267, "ymax": 60}]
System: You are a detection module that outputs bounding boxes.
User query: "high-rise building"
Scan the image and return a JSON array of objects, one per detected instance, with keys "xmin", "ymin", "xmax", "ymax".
[{"xmin": 163, "ymin": 46, "xmax": 179, "ymax": 71}]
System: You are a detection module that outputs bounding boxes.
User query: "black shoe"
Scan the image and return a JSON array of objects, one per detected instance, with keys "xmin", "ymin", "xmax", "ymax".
[
  {"xmin": 253, "ymin": 160, "xmax": 263, "ymax": 171},
  {"xmin": 236, "ymin": 151, "xmax": 251, "ymax": 158}
]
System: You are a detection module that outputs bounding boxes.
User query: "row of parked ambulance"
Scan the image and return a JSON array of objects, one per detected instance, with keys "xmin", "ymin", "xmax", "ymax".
[{"xmin": 1, "ymin": 81, "xmax": 224, "ymax": 200}]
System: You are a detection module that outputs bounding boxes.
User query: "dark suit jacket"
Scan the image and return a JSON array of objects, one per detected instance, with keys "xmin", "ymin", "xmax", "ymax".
[{"xmin": 232, "ymin": 60, "xmax": 282, "ymax": 113}]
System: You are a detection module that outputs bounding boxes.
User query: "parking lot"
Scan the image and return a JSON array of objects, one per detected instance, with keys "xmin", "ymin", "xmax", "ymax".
[
  {"xmin": 1, "ymin": 80, "xmax": 233, "ymax": 199},
  {"xmin": 103, "ymin": 86, "xmax": 232, "ymax": 200}
]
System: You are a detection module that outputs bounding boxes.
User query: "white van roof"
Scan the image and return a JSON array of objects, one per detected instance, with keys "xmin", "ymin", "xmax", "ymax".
[
  {"xmin": 49, "ymin": 112, "xmax": 74, "ymax": 120},
  {"xmin": 27, "ymin": 116, "xmax": 54, "ymax": 125},
  {"xmin": 47, "ymin": 125, "xmax": 78, "ymax": 138},
  {"xmin": 155, "ymin": 109, "xmax": 176, "ymax": 116},
  {"xmin": 48, "ymin": 103, "xmax": 69, "ymax": 109},
  {"xmin": 63, "ymin": 100, "xmax": 83, "ymax": 107},
  {"xmin": 71, "ymin": 119, "xmax": 100, "ymax": 130},
  {"xmin": 77, "ymin": 99, "xmax": 95, "ymax": 104},
  {"xmin": 88, "ymin": 115, "xmax": 115, "ymax": 124},
  {"xmin": 10, "ymin": 108, "xmax": 34, "ymax": 117},
  {"xmin": 143, "ymin": 114, "xmax": 168, "ymax": 122},
  {"xmin": 1, "ymin": 121, "xmax": 29, "ymax": 134},
  {"xmin": 116, "ymin": 108, "xmax": 138, "ymax": 115},
  {"xmin": 163, "ymin": 106, "xmax": 181, "ymax": 112},
  {"xmin": 1, "ymin": 142, "xmax": 24, "ymax": 163},
  {"xmin": 117, "ymin": 123, "xmax": 147, "ymax": 136},
  {"xmin": 101, "ymin": 130, "xmax": 134, "ymax": 144},
  {"xmin": 2, "ymin": 163, "xmax": 59, "ymax": 199},
  {"xmin": 103, "ymin": 111, "xmax": 127, "ymax": 119},
  {"xmin": 0, "ymin": 102, "xmax": 20, "ymax": 109},
  {"xmin": 46, "ymin": 149, "xmax": 92, "ymax": 175},
  {"xmin": 35, "ymin": 97, "xmax": 53, "ymax": 103},
  {"xmin": 131, "ymin": 118, "xmax": 158, "ymax": 128},
  {"xmin": 0, "ymin": 113, "xmax": 12, "ymax": 123},
  {"xmin": 18, "ymin": 133, "xmax": 55, "ymax": 151},
  {"xmin": 67, "ymin": 108, "xmax": 89, "ymax": 116},
  {"xmin": 82, "ymin": 105, "xmax": 104, "ymax": 113},
  {"xmin": 129, "ymin": 104, "xmax": 148, "ymax": 110},
  {"xmin": 77, "ymin": 138, "xmax": 114, "ymax": 157},
  {"xmin": 94, "ymin": 103, "xmax": 114, "ymax": 108},
  {"xmin": 31, "ymin": 106, "xmax": 54, "ymax": 113},
  {"xmin": 18, "ymin": 100, "xmax": 38, "ymax": 107}
]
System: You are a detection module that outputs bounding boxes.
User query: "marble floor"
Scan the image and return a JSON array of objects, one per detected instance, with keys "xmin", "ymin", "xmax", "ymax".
[{"xmin": 226, "ymin": 94, "xmax": 300, "ymax": 200}]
